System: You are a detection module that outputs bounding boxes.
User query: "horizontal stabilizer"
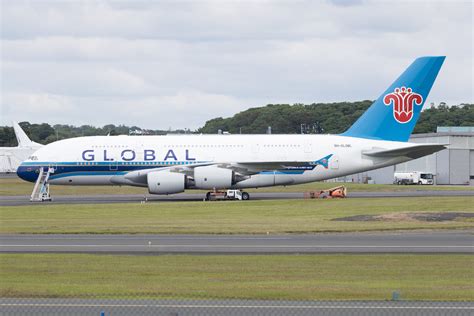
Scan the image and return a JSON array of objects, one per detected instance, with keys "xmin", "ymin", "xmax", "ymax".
[{"xmin": 363, "ymin": 144, "xmax": 446, "ymax": 159}]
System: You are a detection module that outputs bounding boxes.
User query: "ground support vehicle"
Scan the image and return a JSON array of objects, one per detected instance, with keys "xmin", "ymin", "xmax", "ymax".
[{"xmin": 205, "ymin": 189, "xmax": 250, "ymax": 201}]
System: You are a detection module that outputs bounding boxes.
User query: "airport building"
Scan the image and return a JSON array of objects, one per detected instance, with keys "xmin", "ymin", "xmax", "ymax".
[{"xmin": 338, "ymin": 127, "xmax": 474, "ymax": 185}]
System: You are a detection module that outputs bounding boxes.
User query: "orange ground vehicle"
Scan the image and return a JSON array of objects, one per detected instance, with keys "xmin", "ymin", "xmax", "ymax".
[{"xmin": 304, "ymin": 186, "xmax": 347, "ymax": 199}]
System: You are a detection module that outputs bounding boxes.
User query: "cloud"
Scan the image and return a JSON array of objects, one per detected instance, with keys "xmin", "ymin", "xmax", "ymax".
[
  {"xmin": 0, "ymin": 0, "xmax": 472, "ymax": 129},
  {"xmin": 2, "ymin": 92, "xmax": 74, "ymax": 124}
]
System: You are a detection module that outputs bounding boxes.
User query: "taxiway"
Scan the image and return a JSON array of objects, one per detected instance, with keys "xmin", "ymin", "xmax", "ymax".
[{"xmin": 1, "ymin": 190, "xmax": 473, "ymax": 206}]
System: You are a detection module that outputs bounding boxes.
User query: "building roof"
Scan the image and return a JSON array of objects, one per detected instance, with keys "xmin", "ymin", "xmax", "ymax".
[{"xmin": 437, "ymin": 126, "xmax": 474, "ymax": 133}]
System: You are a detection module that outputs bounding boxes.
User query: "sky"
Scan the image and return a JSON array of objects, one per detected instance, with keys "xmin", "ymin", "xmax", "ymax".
[{"xmin": 1, "ymin": 0, "xmax": 472, "ymax": 130}]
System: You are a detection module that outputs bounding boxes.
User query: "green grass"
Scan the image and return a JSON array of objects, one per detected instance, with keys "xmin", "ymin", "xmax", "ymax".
[
  {"xmin": 0, "ymin": 177, "xmax": 147, "ymax": 196},
  {"xmin": 1, "ymin": 254, "xmax": 472, "ymax": 301},
  {"xmin": 1, "ymin": 197, "xmax": 473, "ymax": 234},
  {"xmin": 1, "ymin": 177, "xmax": 472, "ymax": 196},
  {"xmin": 250, "ymin": 181, "xmax": 474, "ymax": 193}
]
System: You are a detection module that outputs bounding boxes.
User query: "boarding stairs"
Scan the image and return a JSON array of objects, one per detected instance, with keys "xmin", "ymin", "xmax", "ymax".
[{"xmin": 30, "ymin": 167, "xmax": 54, "ymax": 202}]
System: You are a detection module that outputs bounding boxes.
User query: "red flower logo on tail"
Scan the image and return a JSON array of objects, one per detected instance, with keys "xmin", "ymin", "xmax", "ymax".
[{"xmin": 383, "ymin": 87, "xmax": 423, "ymax": 123}]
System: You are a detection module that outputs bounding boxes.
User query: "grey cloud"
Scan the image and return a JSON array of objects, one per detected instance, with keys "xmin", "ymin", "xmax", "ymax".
[
  {"xmin": 0, "ymin": 0, "xmax": 472, "ymax": 129},
  {"xmin": 1, "ymin": 0, "xmax": 434, "ymax": 41}
]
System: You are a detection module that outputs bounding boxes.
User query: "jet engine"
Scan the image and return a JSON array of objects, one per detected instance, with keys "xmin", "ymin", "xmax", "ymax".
[
  {"xmin": 147, "ymin": 170, "xmax": 186, "ymax": 195},
  {"xmin": 194, "ymin": 166, "xmax": 235, "ymax": 189}
]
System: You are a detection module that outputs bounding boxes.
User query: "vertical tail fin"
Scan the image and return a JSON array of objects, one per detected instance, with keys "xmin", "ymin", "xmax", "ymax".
[
  {"xmin": 12, "ymin": 122, "xmax": 42, "ymax": 147},
  {"xmin": 342, "ymin": 56, "xmax": 445, "ymax": 142},
  {"xmin": 12, "ymin": 122, "xmax": 34, "ymax": 147}
]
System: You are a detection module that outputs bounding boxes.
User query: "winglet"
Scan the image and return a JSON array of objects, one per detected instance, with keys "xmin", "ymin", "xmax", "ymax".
[{"xmin": 311, "ymin": 154, "xmax": 333, "ymax": 169}]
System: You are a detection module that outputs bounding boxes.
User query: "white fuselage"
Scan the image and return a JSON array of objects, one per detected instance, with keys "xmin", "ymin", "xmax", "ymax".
[{"xmin": 18, "ymin": 134, "xmax": 414, "ymax": 189}]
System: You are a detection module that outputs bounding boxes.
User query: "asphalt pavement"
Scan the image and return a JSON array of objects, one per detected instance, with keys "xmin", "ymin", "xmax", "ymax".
[
  {"xmin": 1, "ymin": 298, "xmax": 473, "ymax": 316},
  {"xmin": 1, "ymin": 189, "xmax": 473, "ymax": 206},
  {"xmin": 1, "ymin": 231, "xmax": 472, "ymax": 254}
]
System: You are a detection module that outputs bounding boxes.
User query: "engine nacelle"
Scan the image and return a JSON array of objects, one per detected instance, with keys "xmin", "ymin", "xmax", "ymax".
[
  {"xmin": 194, "ymin": 166, "xmax": 234, "ymax": 189},
  {"xmin": 147, "ymin": 171, "xmax": 186, "ymax": 195}
]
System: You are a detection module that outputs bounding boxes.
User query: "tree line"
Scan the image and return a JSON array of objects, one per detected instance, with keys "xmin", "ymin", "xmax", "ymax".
[
  {"xmin": 1, "ymin": 102, "xmax": 472, "ymax": 146},
  {"xmin": 0, "ymin": 123, "xmax": 190, "ymax": 147},
  {"xmin": 198, "ymin": 102, "xmax": 474, "ymax": 134}
]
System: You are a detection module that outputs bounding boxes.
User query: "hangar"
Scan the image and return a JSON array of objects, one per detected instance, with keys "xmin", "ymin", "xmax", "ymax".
[{"xmin": 336, "ymin": 127, "xmax": 474, "ymax": 186}]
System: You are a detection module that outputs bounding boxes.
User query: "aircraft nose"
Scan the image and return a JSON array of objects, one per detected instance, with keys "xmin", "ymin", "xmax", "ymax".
[{"xmin": 16, "ymin": 163, "xmax": 39, "ymax": 183}]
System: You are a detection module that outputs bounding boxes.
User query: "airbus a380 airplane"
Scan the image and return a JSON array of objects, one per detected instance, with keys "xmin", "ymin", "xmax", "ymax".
[{"xmin": 18, "ymin": 57, "xmax": 446, "ymax": 200}]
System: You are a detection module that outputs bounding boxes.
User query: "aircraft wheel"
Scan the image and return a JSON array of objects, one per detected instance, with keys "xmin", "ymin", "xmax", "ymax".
[
  {"xmin": 205, "ymin": 192, "xmax": 211, "ymax": 201},
  {"xmin": 241, "ymin": 192, "xmax": 250, "ymax": 200}
]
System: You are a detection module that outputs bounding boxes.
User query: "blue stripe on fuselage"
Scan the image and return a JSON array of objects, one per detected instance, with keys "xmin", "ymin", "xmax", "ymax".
[
  {"xmin": 17, "ymin": 158, "xmax": 329, "ymax": 183},
  {"xmin": 49, "ymin": 171, "xmax": 128, "ymax": 180},
  {"xmin": 16, "ymin": 161, "xmax": 197, "ymax": 183}
]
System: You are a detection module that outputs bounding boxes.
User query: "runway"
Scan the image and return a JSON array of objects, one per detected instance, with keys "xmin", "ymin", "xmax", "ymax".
[
  {"xmin": 1, "ymin": 231, "xmax": 473, "ymax": 254},
  {"xmin": 1, "ymin": 189, "xmax": 473, "ymax": 206},
  {"xmin": 1, "ymin": 298, "xmax": 472, "ymax": 316}
]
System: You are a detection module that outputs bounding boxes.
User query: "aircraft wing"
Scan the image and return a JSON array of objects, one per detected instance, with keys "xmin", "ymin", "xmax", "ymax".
[
  {"xmin": 163, "ymin": 154, "xmax": 331, "ymax": 176},
  {"xmin": 116, "ymin": 154, "xmax": 334, "ymax": 186},
  {"xmin": 362, "ymin": 144, "xmax": 446, "ymax": 159},
  {"xmin": 218, "ymin": 155, "xmax": 331, "ymax": 175}
]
